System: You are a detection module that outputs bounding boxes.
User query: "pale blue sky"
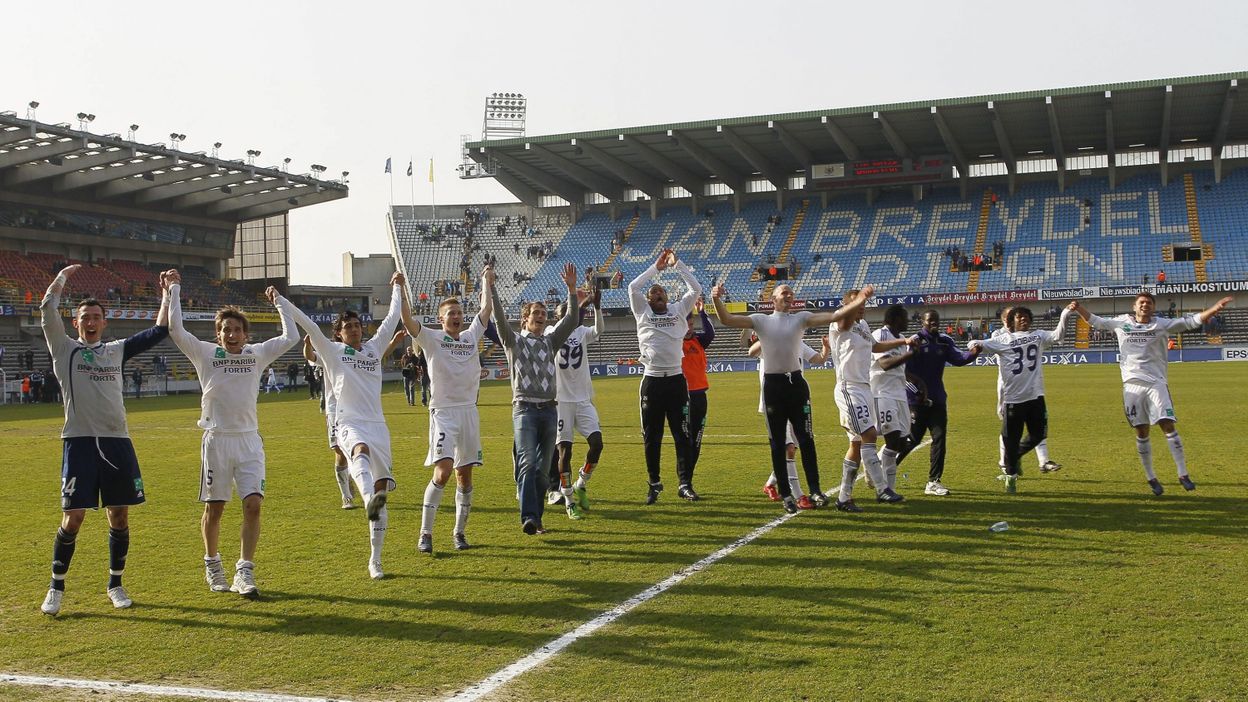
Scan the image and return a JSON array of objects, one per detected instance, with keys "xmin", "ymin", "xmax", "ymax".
[{"xmin": 8, "ymin": 0, "xmax": 1246, "ymax": 284}]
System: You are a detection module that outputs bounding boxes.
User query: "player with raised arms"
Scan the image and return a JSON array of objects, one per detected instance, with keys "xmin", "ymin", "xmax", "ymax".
[
  {"xmin": 993, "ymin": 306, "xmax": 1061, "ymax": 475},
  {"xmin": 629, "ymin": 249, "xmax": 703, "ymax": 504},
  {"xmin": 39, "ymin": 264, "xmax": 170, "ymax": 616},
  {"xmin": 402, "ymin": 268, "xmax": 493, "ymax": 553},
  {"xmin": 303, "ymin": 333, "xmax": 356, "ymax": 509},
  {"xmin": 1069, "ymin": 293, "xmax": 1233, "ymax": 494},
  {"xmin": 714, "ymin": 282, "xmax": 871, "ymax": 513},
  {"xmin": 546, "ymin": 283, "xmax": 605, "ymax": 517},
  {"xmin": 968, "ymin": 305, "xmax": 1072, "ymax": 493},
  {"xmin": 285, "ymin": 272, "xmax": 407, "ymax": 579},
  {"xmin": 163, "ymin": 269, "xmax": 299, "ymax": 598},
  {"xmin": 870, "ymin": 305, "xmax": 918, "ymax": 495}
]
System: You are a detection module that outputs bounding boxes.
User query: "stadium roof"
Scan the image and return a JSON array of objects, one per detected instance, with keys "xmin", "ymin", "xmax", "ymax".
[
  {"xmin": 0, "ymin": 112, "xmax": 347, "ymax": 223},
  {"xmin": 465, "ymin": 71, "xmax": 1248, "ymax": 205}
]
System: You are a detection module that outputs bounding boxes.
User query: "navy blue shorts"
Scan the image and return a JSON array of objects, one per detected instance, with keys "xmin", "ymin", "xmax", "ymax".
[{"xmin": 61, "ymin": 437, "xmax": 146, "ymax": 511}]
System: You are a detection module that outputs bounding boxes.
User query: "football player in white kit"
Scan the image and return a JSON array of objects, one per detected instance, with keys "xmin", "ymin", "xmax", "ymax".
[
  {"xmin": 1069, "ymin": 293, "xmax": 1233, "ymax": 494},
  {"xmin": 164, "ymin": 270, "xmax": 299, "ymax": 598},
  {"xmin": 546, "ymin": 284, "xmax": 605, "ymax": 517},
  {"xmin": 871, "ymin": 305, "xmax": 918, "ymax": 495},
  {"xmin": 403, "ymin": 268, "xmax": 493, "ymax": 554},
  {"xmin": 993, "ymin": 306, "xmax": 1061, "ymax": 475},
  {"xmin": 969, "ymin": 305, "xmax": 1071, "ymax": 493},
  {"xmin": 828, "ymin": 287, "xmax": 913, "ymax": 512},
  {"xmin": 303, "ymin": 334, "xmax": 356, "ymax": 509},
  {"xmin": 749, "ymin": 333, "xmax": 830, "ymax": 508},
  {"xmin": 286, "ymin": 273, "xmax": 407, "ymax": 579}
]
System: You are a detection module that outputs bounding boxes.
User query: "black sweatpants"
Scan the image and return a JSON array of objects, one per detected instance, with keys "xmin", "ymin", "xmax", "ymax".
[
  {"xmin": 762, "ymin": 372, "xmax": 820, "ymax": 497},
  {"xmin": 688, "ymin": 389, "xmax": 708, "ymax": 473},
  {"xmin": 639, "ymin": 374, "xmax": 692, "ymax": 486},
  {"xmin": 904, "ymin": 401, "xmax": 948, "ymax": 482},
  {"xmin": 1002, "ymin": 396, "xmax": 1047, "ymax": 476}
]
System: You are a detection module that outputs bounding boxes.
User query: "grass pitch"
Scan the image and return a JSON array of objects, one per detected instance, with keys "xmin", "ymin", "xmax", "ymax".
[{"xmin": 1, "ymin": 362, "xmax": 1246, "ymax": 702}]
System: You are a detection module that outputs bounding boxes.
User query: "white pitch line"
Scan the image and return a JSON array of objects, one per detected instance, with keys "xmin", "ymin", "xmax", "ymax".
[
  {"xmin": 444, "ymin": 510, "xmax": 800, "ymax": 702},
  {"xmin": 0, "ymin": 673, "xmax": 354, "ymax": 702}
]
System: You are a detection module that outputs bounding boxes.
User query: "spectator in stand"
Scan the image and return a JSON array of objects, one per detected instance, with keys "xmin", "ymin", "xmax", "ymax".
[
  {"xmin": 21, "ymin": 374, "xmax": 31, "ymax": 403},
  {"xmin": 286, "ymin": 362, "xmax": 300, "ymax": 392},
  {"xmin": 131, "ymin": 366, "xmax": 144, "ymax": 400},
  {"xmin": 1168, "ymin": 300, "xmax": 1176, "ymax": 317},
  {"xmin": 24, "ymin": 348, "xmax": 35, "ymax": 370},
  {"xmin": 1157, "ymin": 270, "xmax": 1166, "ymax": 284}
]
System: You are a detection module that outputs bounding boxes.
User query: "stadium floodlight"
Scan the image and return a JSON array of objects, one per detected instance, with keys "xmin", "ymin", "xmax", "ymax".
[
  {"xmin": 127, "ymin": 124, "xmax": 139, "ymax": 140},
  {"xmin": 246, "ymin": 149, "xmax": 261, "ymax": 165},
  {"xmin": 282, "ymin": 157, "xmax": 291, "ymax": 172},
  {"xmin": 26, "ymin": 100, "xmax": 39, "ymax": 119},
  {"xmin": 211, "ymin": 142, "xmax": 222, "ymax": 158}
]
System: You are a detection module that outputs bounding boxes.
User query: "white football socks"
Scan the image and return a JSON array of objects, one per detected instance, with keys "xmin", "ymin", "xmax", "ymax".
[
  {"xmin": 1137, "ymin": 436, "xmax": 1156, "ymax": 480},
  {"xmin": 786, "ymin": 459, "xmax": 804, "ymax": 498},
  {"xmin": 998, "ymin": 436, "xmax": 1007, "ymax": 467},
  {"xmin": 881, "ymin": 447, "xmax": 899, "ymax": 490},
  {"xmin": 1035, "ymin": 439, "xmax": 1050, "ymax": 466},
  {"xmin": 334, "ymin": 466, "xmax": 353, "ymax": 502},
  {"xmin": 860, "ymin": 443, "xmax": 886, "ymax": 493},
  {"xmin": 348, "ymin": 454, "xmax": 375, "ymax": 500},
  {"xmin": 369, "ymin": 507, "xmax": 387, "ymax": 563},
  {"xmin": 839, "ymin": 460, "xmax": 859, "ymax": 501},
  {"xmin": 1165, "ymin": 432, "xmax": 1188, "ymax": 477},
  {"xmin": 454, "ymin": 489, "xmax": 472, "ymax": 535},
  {"xmin": 421, "ymin": 481, "xmax": 445, "ymax": 535}
]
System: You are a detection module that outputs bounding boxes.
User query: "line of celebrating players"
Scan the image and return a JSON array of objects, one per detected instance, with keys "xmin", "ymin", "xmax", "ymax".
[{"xmin": 35, "ymin": 256, "xmax": 1232, "ymax": 615}]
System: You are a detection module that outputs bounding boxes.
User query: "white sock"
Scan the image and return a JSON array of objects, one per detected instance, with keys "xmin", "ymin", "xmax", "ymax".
[
  {"xmin": 839, "ymin": 460, "xmax": 859, "ymax": 501},
  {"xmin": 764, "ymin": 472, "xmax": 778, "ymax": 488},
  {"xmin": 1165, "ymin": 432, "xmax": 1188, "ymax": 477},
  {"xmin": 881, "ymin": 448, "xmax": 899, "ymax": 490},
  {"xmin": 369, "ymin": 506, "xmax": 387, "ymax": 563},
  {"xmin": 861, "ymin": 443, "xmax": 886, "ymax": 493},
  {"xmin": 998, "ymin": 435, "xmax": 1006, "ymax": 467},
  {"xmin": 1137, "ymin": 437, "xmax": 1156, "ymax": 480},
  {"xmin": 334, "ymin": 466, "xmax": 353, "ymax": 502},
  {"xmin": 421, "ymin": 480, "xmax": 445, "ymax": 535},
  {"xmin": 576, "ymin": 464, "xmax": 594, "ymax": 488},
  {"xmin": 204, "ymin": 553, "xmax": 221, "ymax": 564},
  {"xmin": 348, "ymin": 454, "xmax": 375, "ymax": 500},
  {"xmin": 1035, "ymin": 439, "xmax": 1050, "ymax": 466},
  {"xmin": 454, "ymin": 489, "xmax": 472, "ymax": 535},
  {"xmin": 786, "ymin": 459, "xmax": 804, "ymax": 498}
]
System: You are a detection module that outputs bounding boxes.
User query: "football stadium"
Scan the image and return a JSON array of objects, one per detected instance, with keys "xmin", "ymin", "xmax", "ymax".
[{"xmin": 3, "ymin": 51, "xmax": 1247, "ymax": 702}]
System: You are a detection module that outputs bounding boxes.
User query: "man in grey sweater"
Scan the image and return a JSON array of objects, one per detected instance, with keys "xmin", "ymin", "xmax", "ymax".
[{"xmin": 487, "ymin": 261, "xmax": 580, "ymax": 534}]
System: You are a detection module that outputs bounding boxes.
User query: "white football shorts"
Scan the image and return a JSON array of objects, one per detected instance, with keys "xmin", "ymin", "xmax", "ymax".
[
  {"xmin": 426, "ymin": 405, "xmax": 484, "ymax": 469},
  {"xmin": 557, "ymin": 400, "xmax": 602, "ymax": 443},
  {"xmin": 1123, "ymin": 381, "xmax": 1178, "ymax": 427},
  {"xmin": 337, "ymin": 420, "xmax": 395, "ymax": 486},
  {"xmin": 875, "ymin": 397, "xmax": 912, "ymax": 436},
  {"xmin": 835, "ymin": 382, "xmax": 877, "ymax": 441},
  {"xmin": 326, "ymin": 416, "xmax": 338, "ymax": 450},
  {"xmin": 199, "ymin": 431, "xmax": 265, "ymax": 502}
]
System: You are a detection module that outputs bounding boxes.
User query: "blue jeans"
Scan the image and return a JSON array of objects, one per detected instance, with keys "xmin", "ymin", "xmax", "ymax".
[{"xmin": 513, "ymin": 402, "xmax": 556, "ymax": 525}]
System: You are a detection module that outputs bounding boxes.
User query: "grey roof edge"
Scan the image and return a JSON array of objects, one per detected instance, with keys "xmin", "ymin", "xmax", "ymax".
[{"xmin": 467, "ymin": 71, "xmax": 1248, "ymax": 150}]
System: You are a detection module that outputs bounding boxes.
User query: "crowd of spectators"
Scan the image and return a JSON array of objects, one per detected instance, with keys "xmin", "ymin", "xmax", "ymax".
[{"xmin": 943, "ymin": 242, "xmax": 1003, "ymax": 272}]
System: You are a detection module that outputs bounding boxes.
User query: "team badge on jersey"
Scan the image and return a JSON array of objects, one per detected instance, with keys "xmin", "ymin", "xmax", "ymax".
[
  {"xmin": 344, "ymin": 346, "xmax": 356, "ymax": 356},
  {"xmin": 82, "ymin": 349, "xmax": 95, "ymax": 363},
  {"xmin": 214, "ymin": 348, "xmax": 226, "ymax": 358}
]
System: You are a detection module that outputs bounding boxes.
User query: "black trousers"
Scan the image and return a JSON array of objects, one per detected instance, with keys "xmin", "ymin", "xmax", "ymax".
[
  {"xmin": 762, "ymin": 372, "xmax": 820, "ymax": 497},
  {"xmin": 1002, "ymin": 396, "xmax": 1047, "ymax": 476},
  {"xmin": 688, "ymin": 389, "xmax": 708, "ymax": 473},
  {"xmin": 639, "ymin": 374, "xmax": 692, "ymax": 486},
  {"xmin": 904, "ymin": 401, "xmax": 948, "ymax": 482}
]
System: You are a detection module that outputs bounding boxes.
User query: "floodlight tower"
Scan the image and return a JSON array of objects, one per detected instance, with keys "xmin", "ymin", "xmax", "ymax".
[{"xmin": 458, "ymin": 91, "xmax": 526, "ymax": 179}]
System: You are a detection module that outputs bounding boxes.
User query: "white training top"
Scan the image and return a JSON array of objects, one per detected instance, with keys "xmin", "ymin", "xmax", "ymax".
[
  {"xmin": 168, "ymin": 284, "xmax": 300, "ymax": 433},
  {"xmin": 628, "ymin": 260, "xmax": 702, "ymax": 377},
  {"xmin": 547, "ymin": 305, "xmax": 604, "ymax": 404},
  {"xmin": 870, "ymin": 326, "xmax": 910, "ymax": 401},
  {"xmin": 972, "ymin": 309, "xmax": 1070, "ymax": 404},
  {"xmin": 757, "ymin": 342, "xmax": 818, "ymax": 413},
  {"xmin": 752, "ymin": 311, "xmax": 813, "ymax": 375},
  {"xmin": 41, "ymin": 287, "xmax": 132, "ymax": 439},
  {"xmin": 1088, "ymin": 313, "xmax": 1199, "ymax": 386},
  {"xmin": 412, "ymin": 313, "xmax": 487, "ymax": 410},
  {"xmin": 830, "ymin": 319, "xmax": 874, "ymax": 386},
  {"xmin": 319, "ymin": 357, "xmax": 337, "ymax": 418},
  {"xmin": 289, "ymin": 284, "xmax": 403, "ymax": 425}
]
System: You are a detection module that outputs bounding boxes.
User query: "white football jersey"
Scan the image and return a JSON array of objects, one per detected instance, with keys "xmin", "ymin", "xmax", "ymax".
[
  {"xmin": 547, "ymin": 323, "xmax": 600, "ymax": 403},
  {"xmin": 290, "ymin": 285, "xmax": 403, "ymax": 425},
  {"xmin": 870, "ymin": 326, "xmax": 910, "ymax": 401},
  {"xmin": 413, "ymin": 314, "xmax": 486, "ymax": 410},
  {"xmin": 319, "ymin": 358, "xmax": 337, "ymax": 418},
  {"xmin": 628, "ymin": 260, "xmax": 701, "ymax": 377},
  {"xmin": 974, "ymin": 311, "xmax": 1069, "ymax": 404},
  {"xmin": 1089, "ymin": 313, "xmax": 1198, "ymax": 386},
  {"xmin": 758, "ymin": 342, "xmax": 818, "ymax": 412},
  {"xmin": 830, "ymin": 319, "xmax": 873, "ymax": 386},
  {"xmin": 168, "ymin": 285, "xmax": 299, "ymax": 433}
]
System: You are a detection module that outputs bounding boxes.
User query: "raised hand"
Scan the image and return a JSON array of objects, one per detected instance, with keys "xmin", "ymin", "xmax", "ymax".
[
  {"xmin": 859, "ymin": 284, "xmax": 875, "ymax": 301},
  {"xmin": 656, "ymin": 248, "xmax": 674, "ymax": 271},
  {"xmin": 58, "ymin": 264, "xmax": 82, "ymax": 280},
  {"xmin": 592, "ymin": 281, "xmax": 601, "ymax": 309},
  {"xmin": 483, "ymin": 263, "xmax": 496, "ymax": 286},
  {"xmin": 711, "ymin": 283, "xmax": 727, "ymax": 300},
  {"xmin": 576, "ymin": 289, "xmax": 590, "ymax": 306},
  {"xmin": 165, "ymin": 268, "xmax": 181, "ymax": 286},
  {"xmin": 694, "ymin": 297, "xmax": 705, "ymax": 313},
  {"xmin": 561, "ymin": 262, "xmax": 577, "ymax": 289},
  {"xmin": 265, "ymin": 286, "xmax": 279, "ymax": 305},
  {"xmin": 821, "ymin": 335, "xmax": 831, "ymax": 354},
  {"xmin": 392, "ymin": 328, "xmax": 408, "ymax": 342},
  {"xmin": 390, "ymin": 271, "xmax": 406, "ymax": 287},
  {"xmin": 1213, "ymin": 296, "xmax": 1233, "ymax": 312}
]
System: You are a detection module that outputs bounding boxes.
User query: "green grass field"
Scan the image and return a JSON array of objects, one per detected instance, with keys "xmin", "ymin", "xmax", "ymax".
[{"xmin": 1, "ymin": 362, "xmax": 1246, "ymax": 702}]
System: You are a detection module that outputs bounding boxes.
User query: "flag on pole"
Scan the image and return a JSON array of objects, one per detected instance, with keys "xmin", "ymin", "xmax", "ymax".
[
  {"xmin": 406, "ymin": 160, "xmax": 413, "ymax": 177},
  {"xmin": 428, "ymin": 158, "xmax": 435, "ymax": 183},
  {"xmin": 384, "ymin": 157, "xmax": 392, "ymax": 174}
]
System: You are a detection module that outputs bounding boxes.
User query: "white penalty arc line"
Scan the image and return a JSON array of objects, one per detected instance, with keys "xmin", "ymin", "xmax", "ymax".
[
  {"xmin": 0, "ymin": 673, "xmax": 354, "ymax": 702},
  {"xmin": 444, "ymin": 510, "xmax": 799, "ymax": 702}
]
